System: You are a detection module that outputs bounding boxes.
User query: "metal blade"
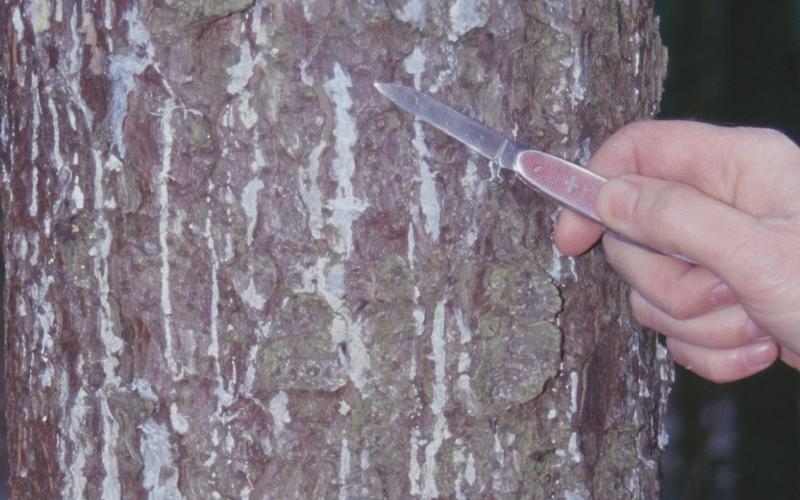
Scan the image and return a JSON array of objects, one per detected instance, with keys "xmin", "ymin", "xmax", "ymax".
[{"xmin": 374, "ymin": 83, "xmax": 523, "ymax": 170}]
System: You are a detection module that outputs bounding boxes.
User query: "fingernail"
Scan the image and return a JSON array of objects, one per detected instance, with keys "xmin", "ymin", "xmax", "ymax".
[
  {"xmin": 709, "ymin": 283, "xmax": 736, "ymax": 307},
  {"xmin": 743, "ymin": 340, "xmax": 777, "ymax": 370},
  {"xmin": 599, "ymin": 177, "xmax": 639, "ymax": 222},
  {"xmin": 746, "ymin": 320, "xmax": 770, "ymax": 341}
]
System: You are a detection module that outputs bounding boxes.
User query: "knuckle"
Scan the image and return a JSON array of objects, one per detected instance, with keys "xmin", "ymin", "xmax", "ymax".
[
  {"xmin": 666, "ymin": 297, "xmax": 699, "ymax": 321},
  {"xmin": 636, "ymin": 186, "xmax": 685, "ymax": 235},
  {"xmin": 613, "ymin": 121, "xmax": 647, "ymax": 144},
  {"xmin": 732, "ymin": 127, "xmax": 800, "ymax": 165},
  {"xmin": 740, "ymin": 230, "xmax": 800, "ymax": 296},
  {"xmin": 639, "ymin": 264, "xmax": 707, "ymax": 321},
  {"xmin": 658, "ymin": 279, "xmax": 699, "ymax": 321},
  {"xmin": 631, "ymin": 192, "xmax": 688, "ymax": 255},
  {"xmin": 748, "ymin": 127, "xmax": 800, "ymax": 153},
  {"xmin": 728, "ymin": 126, "xmax": 797, "ymax": 149},
  {"xmin": 765, "ymin": 231, "xmax": 800, "ymax": 271},
  {"xmin": 592, "ymin": 124, "xmax": 641, "ymax": 172},
  {"xmin": 653, "ymin": 187, "xmax": 685, "ymax": 222}
]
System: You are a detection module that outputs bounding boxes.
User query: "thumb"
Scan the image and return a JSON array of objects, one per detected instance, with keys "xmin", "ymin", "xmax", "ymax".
[{"xmin": 595, "ymin": 175, "xmax": 762, "ymax": 281}]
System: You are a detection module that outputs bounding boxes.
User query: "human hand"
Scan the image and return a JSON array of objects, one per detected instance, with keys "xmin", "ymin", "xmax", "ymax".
[{"xmin": 554, "ymin": 121, "xmax": 800, "ymax": 382}]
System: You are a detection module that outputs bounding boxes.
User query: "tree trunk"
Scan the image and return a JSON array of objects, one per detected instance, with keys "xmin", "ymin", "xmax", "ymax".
[{"xmin": 1, "ymin": 0, "xmax": 670, "ymax": 498}]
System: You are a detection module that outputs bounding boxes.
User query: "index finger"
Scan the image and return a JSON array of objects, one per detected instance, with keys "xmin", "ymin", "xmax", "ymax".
[
  {"xmin": 554, "ymin": 120, "xmax": 800, "ymax": 256},
  {"xmin": 588, "ymin": 120, "xmax": 798, "ymax": 197}
]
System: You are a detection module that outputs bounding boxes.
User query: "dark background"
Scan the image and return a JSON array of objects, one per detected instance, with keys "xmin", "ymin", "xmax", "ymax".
[
  {"xmin": 656, "ymin": 1, "xmax": 800, "ymax": 499},
  {"xmin": 0, "ymin": 2, "xmax": 798, "ymax": 498}
]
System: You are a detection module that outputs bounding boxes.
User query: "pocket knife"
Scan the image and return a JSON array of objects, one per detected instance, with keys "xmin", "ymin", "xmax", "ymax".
[{"xmin": 375, "ymin": 82, "xmax": 694, "ymax": 264}]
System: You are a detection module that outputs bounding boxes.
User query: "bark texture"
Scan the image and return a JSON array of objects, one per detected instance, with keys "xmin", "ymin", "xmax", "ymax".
[{"xmin": 1, "ymin": 0, "xmax": 671, "ymax": 498}]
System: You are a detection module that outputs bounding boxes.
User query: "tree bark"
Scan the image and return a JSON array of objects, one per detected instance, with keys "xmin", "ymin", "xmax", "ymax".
[{"xmin": 1, "ymin": 0, "xmax": 671, "ymax": 498}]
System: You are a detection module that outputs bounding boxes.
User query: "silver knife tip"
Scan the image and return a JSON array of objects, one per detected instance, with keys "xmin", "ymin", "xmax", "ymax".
[
  {"xmin": 373, "ymin": 81, "xmax": 392, "ymax": 95},
  {"xmin": 374, "ymin": 83, "xmax": 414, "ymax": 107}
]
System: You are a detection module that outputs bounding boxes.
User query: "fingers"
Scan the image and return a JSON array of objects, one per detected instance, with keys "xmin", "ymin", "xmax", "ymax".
[
  {"xmin": 630, "ymin": 283, "xmax": 778, "ymax": 383},
  {"xmin": 554, "ymin": 121, "xmax": 800, "ymax": 257},
  {"xmin": 587, "ymin": 121, "xmax": 800, "ymax": 202},
  {"xmin": 630, "ymin": 290, "xmax": 765, "ymax": 349},
  {"xmin": 554, "ymin": 208, "xmax": 604, "ymax": 255},
  {"xmin": 554, "ymin": 120, "xmax": 800, "ymax": 383},
  {"xmin": 594, "ymin": 174, "xmax": 764, "ymax": 288},
  {"xmin": 667, "ymin": 337, "xmax": 778, "ymax": 383},
  {"xmin": 603, "ymin": 235, "xmax": 736, "ymax": 319}
]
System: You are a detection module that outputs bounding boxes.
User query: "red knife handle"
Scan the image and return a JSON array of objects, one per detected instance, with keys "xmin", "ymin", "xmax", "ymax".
[
  {"xmin": 515, "ymin": 150, "xmax": 606, "ymax": 223},
  {"xmin": 514, "ymin": 150, "xmax": 696, "ymax": 265}
]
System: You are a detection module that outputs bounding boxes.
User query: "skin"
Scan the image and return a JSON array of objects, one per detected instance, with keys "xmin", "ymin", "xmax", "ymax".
[{"xmin": 554, "ymin": 121, "xmax": 800, "ymax": 383}]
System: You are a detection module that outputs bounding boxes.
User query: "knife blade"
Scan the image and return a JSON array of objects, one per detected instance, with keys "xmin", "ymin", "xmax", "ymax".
[{"xmin": 374, "ymin": 82, "xmax": 524, "ymax": 171}]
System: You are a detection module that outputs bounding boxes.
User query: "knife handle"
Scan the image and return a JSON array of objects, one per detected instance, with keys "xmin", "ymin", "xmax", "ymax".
[
  {"xmin": 515, "ymin": 150, "xmax": 606, "ymax": 223},
  {"xmin": 514, "ymin": 150, "xmax": 696, "ymax": 265}
]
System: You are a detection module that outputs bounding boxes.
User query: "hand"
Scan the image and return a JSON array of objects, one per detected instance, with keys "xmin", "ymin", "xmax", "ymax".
[{"xmin": 554, "ymin": 121, "xmax": 800, "ymax": 382}]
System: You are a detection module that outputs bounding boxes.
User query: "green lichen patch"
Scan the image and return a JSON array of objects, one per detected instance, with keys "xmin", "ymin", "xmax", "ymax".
[
  {"xmin": 347, "ymin": 254, "xmax": 418, "ymax": 363},
  {"xmin": 270, "ymin": 293, "xmax": 332, "ymax": 338},
  {"xmin": 472, "ymin": 321, "xmax": 561, "ymax": 414},
  {"xmin": 582, "ymin": 426, "xmax": 660, "ymax": 498},
  {"xmin": 371, "ymin": 253, "xmax": 418, "ymax": 304},
  {"xmin": 485, "ymin": 255, "xmax": 562, "ymax": 316},
  {"xmin": 163, "ymin": 0, "xmax": 255, "ymax": 29},
  {"xmin": 257, "ymin": 293, "xmax": 348, "ymax": 392},
  {"xmin": 343, "ymin": 393, "xmax": 414, "ymax": 492},
  {"xmin": 464, "ymin": 249, "xmax": 563, "ymax": 414},
  {"xmin": 347, "ymin": 389, "xmax": 416, "ymax": 441},
  {"xmin": 257, "ymin": 334, "xmax": 349, "ymax": 392},
  {"xmin": 476, "ymin": 250, "xmax": 563, "ymax": 339},
  {"xmin": 255, "ymin": 75, "xmax": 327, "ymax": 160},
  {"xmin": 368, "ymin": 310, "xmax": 416, "ymax": 370}
]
